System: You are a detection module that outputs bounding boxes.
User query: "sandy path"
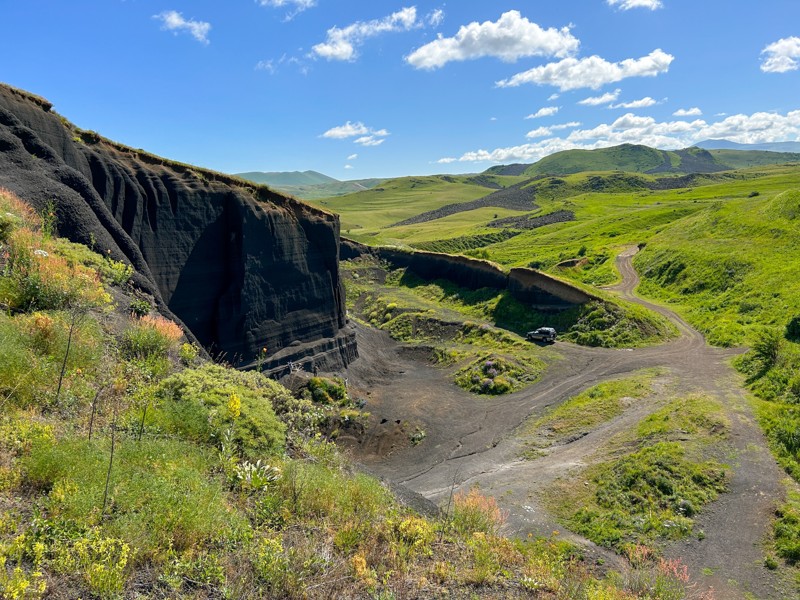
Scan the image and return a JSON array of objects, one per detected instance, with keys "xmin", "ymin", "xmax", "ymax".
[{"xmin": 346, "ymin": 248, "xmax": 794, "ymax": 599}]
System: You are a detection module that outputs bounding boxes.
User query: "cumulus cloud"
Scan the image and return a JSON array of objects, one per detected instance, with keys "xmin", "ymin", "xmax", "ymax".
[
  {"xmin": 548, "ymin": 93, "xmax": 560, "ymax": 101},
  {"xmin": 525, "ymin": 106, "xmax": 560, "ymax": 119},
  {"xmin": 761, "ymin": 36, "xmax": 800, "ymax": 73},
  {"xmin": 610, "ymin": 96, "xmax": 658, "ymax": 109},
  {"xmin": 322, "ymin": 122, "xmax": 370, "ymax": 139},
  {"xmin": 154, "ymin": 11, "xmax": 211, "ymax": 44},
  {"xmin": 578, "ymin": 89, "xmax": 621, "ymax": 106},
  {"xmin": 313, "ymin": 7, "xmax": 420, "ymax": 61},
  {"xmin": 607, "ymin": 0, "xmax": 663, "ymax": 10},
  {"xmin": 405, "ymin": 10, "xmax": 578, "ymax": 70},
  {"xmin": 321, "ymin": 122, "xmax": 390, "ymax": 148},
  {"xmin": 497, "ymin": 49, "xmax": 674, "ymax": 91},
  {"xmin": 673, "ymin": 107, "xmax": 702, "ymax": 116},
  {"xmin": 344, "ymin": 164, "xmax": 354, "ymax": 169},
  {"xmin": 347, "ymin": 153, "xmax": 359, "ymax": 160},
  {"xmin": 438, "ymin": 109, "xmax": 800, "ymax": 164}
]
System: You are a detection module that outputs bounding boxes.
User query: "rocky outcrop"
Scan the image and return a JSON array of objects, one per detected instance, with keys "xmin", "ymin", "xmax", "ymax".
[{"xmin": 0, "ymin": 84, "xmax": 356, "ymax": 369}]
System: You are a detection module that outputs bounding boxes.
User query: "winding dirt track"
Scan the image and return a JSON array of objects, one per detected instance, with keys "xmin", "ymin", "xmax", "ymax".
[{"xmin": 346, "ymin": 248, "xmax": 794, "ymax": 599}]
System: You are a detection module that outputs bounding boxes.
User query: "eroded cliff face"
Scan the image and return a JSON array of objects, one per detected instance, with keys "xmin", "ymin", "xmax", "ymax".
[{"xmin": 0, "ymin": 84, "xmax": 356, "ymax": 369}]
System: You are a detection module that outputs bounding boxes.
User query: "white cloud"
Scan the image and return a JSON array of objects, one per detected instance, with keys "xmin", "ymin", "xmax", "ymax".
[
  {"xmin": 578, "ymin": 89, "xmax": 621, "ymax": 105},
  {"xmin": 548, "ymin": 93, "xmax": 560, "ymax": 101},
  {"xmin": 257, "ymin": 0, "xmax": 315, "ymax": 19},
  {"xmin": 525, "ymin": 106, "xmax": 560, "ymax": 119},
  {"xmin": 607, "ymin": 0, "xmax": 663, "ymax": 10},
  {"xmin": 553, "ymin": 121, "xmax": 582, "ymax": 130},
  {"xmin": 347, "ymin": 153, "xmax": 359, "ymax": 160},
  {"xmin": 322, "ymin": 122, "xmax": 370, "ymax": 139},
  {"xmin": 427, "ymin": 9, "xmax": 445, "ymax": 27},
  {"xmin": 497, "ymin": 49, "xmax": 674, "ymax": 91},
  {"xmin": 405, "ymin": 10, "xmax": 579, "ymax": 70},
  {"xmin": 524, "ymin": 121, "xmax": 582, "ymax": 140},
  {"xmin": 761, "ymin": 36, "xmax": 800, "ymax": 73},
  {"xmin": 610, "ymin": 96, "xmax": 658, "ymax": 109},
  {"xmin": 526, "ymin": 127, "xmax": 553, "ymax": 139},
  {"xmin": 344, "ymin": 164, "xmax": 354, "ymax": 170},
  {"xmin": 355, "ymin": 136, "xmax": 386, "ymax": 147},
  {"xmin": 439, "ymin": 109, "xmax": 800, "ymax": 164},
  {"xmin": 322, "ymin": 122, "xmax": 390, "ymax": 147},
  {"xmin": 673, "ymin": 107, "xmax": 702, "ymax": 117},
  {"xmin": 154, "ymin": 11, "xmax": 211, "ymax": 44},
  {"xmin": 313, "ymin": 7, "xmax": 420, "ymax": 61},
  {"xmin": 255, "ymin": 54, "xmax": 308, "ymax": 75}
]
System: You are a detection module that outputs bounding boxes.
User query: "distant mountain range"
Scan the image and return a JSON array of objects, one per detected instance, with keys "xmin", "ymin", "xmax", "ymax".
[
  {"xmin": 695, "ymin": 139, "xmax": 800, "ymax": 153},
  {"xmin": 486, "ymin": 143, "xmax": 800, "ymax": 177},
  {"xmin": 235, "ymin": 170, "xmax": 384, "ymax": 200}
]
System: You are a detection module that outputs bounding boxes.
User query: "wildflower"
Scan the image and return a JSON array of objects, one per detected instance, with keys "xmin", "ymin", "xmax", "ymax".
[{"xmin": 227, "ymin": 392, "xmax": 241, "ymax": 419}]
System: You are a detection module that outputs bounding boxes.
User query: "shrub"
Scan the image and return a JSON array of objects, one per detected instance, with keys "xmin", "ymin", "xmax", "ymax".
[
  {"xmin": 306, "ymin": 376, "xmax": 347, "ymax": 405},
  {"xmin": 128, "ymin": 299, "xmax": 150, "ymax": 318},
  {"xmin": 451, "ymin": 489, "xmax": 507, "ymax": 536},
  {"xmin": 178, "ymin": 342, "xmax": 199, "ymax": 366},
  {"xmin": 786, "ymin": 316, "xmax": 800, "ymax": 343},
  {"xmin": 153, "ymin": 364, "xmax": 286, "ymax": 459},
  {"xmin": 120, "ymin": 314, "xmax": 182, "ymax": 360}
]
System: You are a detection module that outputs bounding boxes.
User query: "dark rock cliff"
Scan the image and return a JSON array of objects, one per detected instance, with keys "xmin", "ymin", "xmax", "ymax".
[{"xmin": 0, "ymin": 84, "xmax": 356, "ymax": 370}]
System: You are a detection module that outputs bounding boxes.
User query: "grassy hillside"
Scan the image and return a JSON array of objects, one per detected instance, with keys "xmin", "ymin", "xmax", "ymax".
[{"xmin": 308, "ymin": 173, "xmax": 527, "ymax": 234}]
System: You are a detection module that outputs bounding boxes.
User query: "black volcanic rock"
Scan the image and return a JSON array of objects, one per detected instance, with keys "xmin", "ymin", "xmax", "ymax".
[{"xmin": 0, "ymin": 84, "xmax": 356, "ymax": 370}]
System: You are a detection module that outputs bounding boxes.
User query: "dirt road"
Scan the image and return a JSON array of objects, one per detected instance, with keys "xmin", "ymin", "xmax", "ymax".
[{"xmin": 346, "ymin": 248, "xmax": 794, "ymax": 599}]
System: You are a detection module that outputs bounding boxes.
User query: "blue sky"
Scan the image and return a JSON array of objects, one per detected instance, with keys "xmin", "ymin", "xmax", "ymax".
[{"xmin": 2, "ymin": 1, "xmax": 799, "ymax": 180}]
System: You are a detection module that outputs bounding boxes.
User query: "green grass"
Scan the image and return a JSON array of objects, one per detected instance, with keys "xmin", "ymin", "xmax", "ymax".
[
  {"xmin": 519, "ymin": 370, "xmax": 659, "ymax": 457},
  {"xmin": 547, "ymin": 393, "xmax": 729, "ymax": 551},
  {"xmin": 305, "ymin": 173, "xmax": 526, "ymax": 236}
]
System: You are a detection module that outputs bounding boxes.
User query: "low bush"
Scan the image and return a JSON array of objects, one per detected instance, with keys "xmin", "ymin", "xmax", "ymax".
[
  {"xmin": 120, "ymin": 314, "xmax": 182, "ymax": 360},
  {"xmin": 450, "ymin": 488, "xmax": 507, "ymax": 536},
  {"xmin": 454, "ymin": 355, "xmax": 528, "ymax": 395},
  {"xmin": 152, "ymin": 364, "xmax": 286, "ymax": 459}
]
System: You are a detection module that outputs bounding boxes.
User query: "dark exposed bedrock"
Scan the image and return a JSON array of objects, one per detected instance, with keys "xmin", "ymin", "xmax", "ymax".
[{"xmin": 0, "ymin": 84, "xmax": 356, "ymax": 369}]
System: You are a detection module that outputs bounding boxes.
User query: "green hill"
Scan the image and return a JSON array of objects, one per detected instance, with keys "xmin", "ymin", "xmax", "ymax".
[{"xmin": 486, "ymin": 143, "xmax": 800, "ymax": 177}]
